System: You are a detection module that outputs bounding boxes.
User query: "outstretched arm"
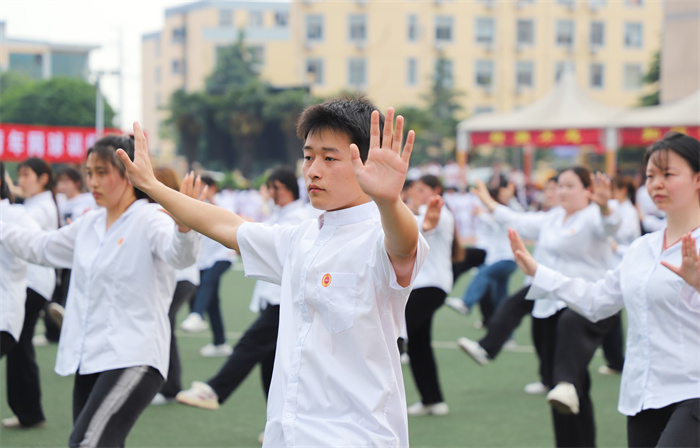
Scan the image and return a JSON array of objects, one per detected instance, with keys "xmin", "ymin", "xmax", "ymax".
[
  {"xmin": 116, "ymin": 122, "xmax": 246, "ymax": 251},
  {"xmin": 351, "ymin": 108, "xmax": 417, "ymax": 287},
  {"xmin": 661, "ymin": 232, "xmax": 700, "ymax": 293}
]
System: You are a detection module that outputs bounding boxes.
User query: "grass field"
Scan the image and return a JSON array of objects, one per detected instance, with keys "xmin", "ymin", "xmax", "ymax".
[{"xmin": 0, "ymin": 267, "xmax": 627, "ymax": 447}]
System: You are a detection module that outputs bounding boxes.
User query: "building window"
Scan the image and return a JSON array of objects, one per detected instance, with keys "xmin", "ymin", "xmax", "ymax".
[
  {"xmin": 172, "ymin": 27, "xmax": 186, "ymax": 44},
  {"xmin": 156, "ymin": 93, "xmax": 162, "ymax": 108},
  {"xmin": 348, "ymin": 58, "xmax": 366, "ymax": 86},
  {"xmin": 474, "ymin": 106, "xmax": 494, "ymax": 115},
  {"xmin": 475, "ymin": 18, "xmax": 494, "ymax": 45},
  {"xmin": 275, "ymin": 11, "xmax": 288, "ymax": 27},
  {"xmin": 249, "ymin": 45, "xmax": 265, "ymax": 71},
  {"xmin": 624, "ymin": 22, "xmax": 643, "ymax": 48},
  {"xmin": 407, "ymin": 58, "xmax": 418, "ymax": 86},
  {"xmin": 154, "ymin": 39, "xmax": 161, "ymax": 57},
  {"xmin": 219, "ymin": 9, "xmax": 233, "ymax": 27},
  {"xmin": 625, "ymin": 0, "xmax": 643, "ymax": 5},
  {"xmin": 434, "ymin": 58, "xmax": 453, "ymax": 88},
  {"xmin": 588, "ymin": 0, "xmax": 606, "ymax": 8},
  {"xmin": 475, "ymin": 60, "xmax": 494, "ymax": 87},
  {"xmin": 554, "ymin": 61, "xmax": 572, "ymax": 81},
  {"xmin": 590, "ymin": 63, "xmax": 604, "ymax": 88},
  {"xmin": 155, "ymin": 67, "xmax": 161, "ymax": 83},
  {"xmin": 306, "ymin": 58, "xmax": 323, "ymax": 85},
  {"xmin": 623, "ymin": 63, "xmax": 643, "ymax": 89},
  {"xmin": 557, "ymin": 0, "xmax": 574, "ymax": 5},
  {"xmin": 8, "ymin": 53, "xmax": 44, "ymax": 80},
  {"xmin": 590, "ymin": 22, "xmax": 605, "ymax": 47},
  {"xmin": 306, "ymin": 15, "xmax": 324, "ymax": 41},
  {"xmin": 516, "ymin": 61, "xmax": 534, "ymax": 88},
  {"xmin": 349, "ymin": 14, "xmax": 367, "ymax": 42},
  {"xmin": 435, "ymin": 16, "xmax": 453, "ymax": 42},
  {"xmin": 556, "ymin": 20, "xmax": 574, "ymax": 46},
  {"xmin": 516, "ymin": 19, "xmax": 534, "ymax": 45},
  {"xmin": 172, "ymin": 59, "xmax": 184, "ymax": 75},
  {"xmin": 407, "ymin": 14, "xmax": 418, "ymax": 42},
  {"xmin": 249, "ymin": 10, "xmax": 263, "ymax": 27}
]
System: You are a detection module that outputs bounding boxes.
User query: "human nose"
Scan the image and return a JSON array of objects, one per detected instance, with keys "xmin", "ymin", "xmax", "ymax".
[{"xmin": 306, "ymin": 158, "xmax": 322, "ymax": 180}]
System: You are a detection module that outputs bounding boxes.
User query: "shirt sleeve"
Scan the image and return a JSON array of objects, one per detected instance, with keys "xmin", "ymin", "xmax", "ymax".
[
  {"xmin": 0, "ymin": 213, "xmax": 77, "ymax": 268},
  {"xmin": 375, "ymin": 229, "xmax": 429, "ymax": 293},
  {"xmin": 526, "ymin": 263, "xmax": 624, "ymax": 322},
  {"xmin": 592, "ymin": 202, "xmax": 621, "ymax": 239},
  {"xmin": 492, "ymin": 205, "xmax": 546, "ymax": 240},
  {"xmin": 237, "ymin": 221, "xmax": 297, "ymax": 285},
  {"xmin": 679, "ymin": 283, "xmax": 700, "ymax": 311},
  {"xmin": 148, "ymin": 209, "xmax": 201, "ymax": 270}
]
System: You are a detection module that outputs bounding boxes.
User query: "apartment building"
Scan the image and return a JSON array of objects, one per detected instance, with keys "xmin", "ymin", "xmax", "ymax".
[
  {"xmin": 661, "ymin": 0, "xmax": 699, "ymax": 103},
  {"xmin": 0, "ymin": 22, "xmax": 96, "ymax": 81},
  {"xmin": 142, "ymin": 0, "xmax": 661, "ymax": 157}
]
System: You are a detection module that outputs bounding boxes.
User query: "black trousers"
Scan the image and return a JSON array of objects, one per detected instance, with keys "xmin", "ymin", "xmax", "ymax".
[
  {"xmin": 0, "ymin": 331, "xmax": 17, "ymax": 358},
  {"xmin": 452, "ymin": 248, "xmax": 487, "ymax": 283},
  {"xmin": 601, "ymin": 311, "xmax": 625, "ymax": 371},
  {"xmin": 207, "ymin": 304, "xmax": 280, "ymax": 402},
  {"xmin": 160, "ymin": 280, "xmax": 198, "ymax": 398},
  {"xmin": 478, "ymin": 286, "xmax": 532, "ymax": 359},
  {"xmin": 547, "ymin": 308, "xmax": 617, "ymax": 448},
  {"xmin": 6, "ymin": 288, "xmax": 46, "ymax": 426},
  {"xmin": 405, "ymin": 287, "xmax": 447, "ymax": 405},
  {"xmin": 627, "ymin": 399, "xmax": 700, "ymax": 448},
  {"xmin": 70, "ymin": 366, "xmax": 163, "ymax": 448}
]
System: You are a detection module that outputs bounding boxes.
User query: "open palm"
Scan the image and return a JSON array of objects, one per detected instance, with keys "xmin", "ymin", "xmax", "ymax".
[
  {"xmin": 661, "ymin": 233, "xmax": 700, "ymax": 293},
  {"xmin": 352, "ymin": 108, "xmax": 415, "ymax": 205}
]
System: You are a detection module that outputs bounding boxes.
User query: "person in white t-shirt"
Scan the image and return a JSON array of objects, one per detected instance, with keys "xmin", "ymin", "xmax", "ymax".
[
  {"xmin": 118, "ymin": 97, "xmax": 428, "ymax": 447},
  {"xmin": 510, "ymin": 132, "xmax": 700, "ymax": 448},
  {"xmin": 0, "ymin": 135, "xmax": 201, "ymax": 447},
  {"xmin": 403, "ymin": 174, "xmax": 455, "ymax": 416},
  {"xmin": 2, "ymin": 158, "xmax": 58, "ymax": 429}
]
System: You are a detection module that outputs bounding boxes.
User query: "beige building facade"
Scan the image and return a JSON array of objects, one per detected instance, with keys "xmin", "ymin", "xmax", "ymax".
[
  {"xmin": 660, "ymin": 0, "xmax": 699, "ymax": 103},
  {"xmin": 142, "ymin": 0, "xmax": 662, "ymax": 157}
]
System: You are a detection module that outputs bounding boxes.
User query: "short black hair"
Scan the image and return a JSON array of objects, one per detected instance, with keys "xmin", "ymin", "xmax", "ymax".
[
  {"xmin": 18, "ymin": 158, "xmax": 55, "ymax": 192},
  {"xmin": 645, "ymin": 131, "xmax": 700, "ymax": 174},
  {"xmin": 560, "ymin": 166, "xmax": 592, "ymax": 189},
  {"xmin": 296, "ymin": 95, "xmax": 383, "ymax": 164},
  {"xmin": 56, "ymin": 166, "xmax": 84, "ymax": 190},
  {"xmin": 86, "ymin": 134, "xmax": 148, "ymax": 200},
  {"xmin": 0, "ymin": 161, "xmax": 11, "ymax": 202},
  {"xmin": 267, "ymin": 166, "xmax": 299, "ymax": 201},
  {"xmin": 200, "ymin": 175, "xmax": 217, "ymax": 188},
  {"xmin": 417, "ymin": 174, "xmax": 443, "ymax": 195}
]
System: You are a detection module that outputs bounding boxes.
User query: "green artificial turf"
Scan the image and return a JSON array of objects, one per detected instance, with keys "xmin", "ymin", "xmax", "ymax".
[{"xmin": 0, "ymin": 267, "xmax": 626, "ymax": 447}]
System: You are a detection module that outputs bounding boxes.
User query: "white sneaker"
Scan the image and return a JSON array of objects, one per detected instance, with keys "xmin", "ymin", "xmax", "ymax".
[
  {"xmin": 150, "ymin": 392, "xmax": 175, "ymax": 405},
  {"xmin": 503, "ymin": 339, "xmax": 518, "ymax": 350},
  {"xmin": 258, "ymin": 431, "xmax": 265, "ymax": 444},
  {"xmin": 32, "ymin": 334, "xmax": 49, "ymax": 346},
  {"xmin": 176, "ymin": 381, "xmax": 219, "ymax": 410},
  {"xmin": 523, "ymin": 381, "xmax": 548, "ymax": 395},
  {"xmin": 407, "ymin": 401, "xmax": 450, "ymax": 416},
  {"xmin": 199, "ymin": 343, "xmax": 233, "ymax": 357},
  {"xmin": 457, "ymin": 337, "xmax": 489, "ymax": 366},
  {"xmin": 547, "ymin": 382, "xmax": 580, "ymax": 415},
  {"xmin": 2, "ymin": 415, "xmax": 46, "ymax": 428},
  {"xmin": 597, "ymin": 365, "xmax": 622, "ymax": 375},
  {"xmin": 47, "ymin": 303, "xmax": 65, "ymax": 328},
  {"xmin": 400, "ymin": 353, "xmax": 410, "ymax": 365},
  {"xmin": 444, "ymin": 297, "xmax": 470, "ymax": 316},
  {"xmin": 180, "ymin": 313, "xmax": 209, "ymax": 332}
]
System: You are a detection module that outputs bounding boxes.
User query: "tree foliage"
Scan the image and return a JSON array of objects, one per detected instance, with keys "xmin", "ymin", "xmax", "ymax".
[
  {"xmin": 638, "ymin": 50, "xmax": 660, "ymax": 107},
  {"xmin": 0, "ymin": 74, "xmax": 115, "ymax": 127}
]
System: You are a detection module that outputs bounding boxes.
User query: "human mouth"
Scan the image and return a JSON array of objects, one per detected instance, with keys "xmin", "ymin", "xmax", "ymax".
[{"xmin": 308, "ymin": 184, "xmax": 324, "ymax": 193}]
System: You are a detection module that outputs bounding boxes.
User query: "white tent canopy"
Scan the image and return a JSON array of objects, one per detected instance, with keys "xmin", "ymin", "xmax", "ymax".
[
  {"xmin": 614, "ymin": 89, "xmax": 700, "ymax": 127},
  {"xmin": 456, "ymin": 70, "xmax": 625, "ymax": 152}
]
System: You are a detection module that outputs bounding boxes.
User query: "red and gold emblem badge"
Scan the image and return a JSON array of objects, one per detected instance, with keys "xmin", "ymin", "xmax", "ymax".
[{"xmin": 321, "ymin": 273, "xmax": 332, "ymax": 287}]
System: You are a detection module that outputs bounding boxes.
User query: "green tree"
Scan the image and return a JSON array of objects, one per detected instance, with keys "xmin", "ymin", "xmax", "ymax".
[
  {"xmin": 638, "ymin": 50, "xmax": 660, "ymax": 106},
  {"xmin": 205, "ymin": 34, "xmax": 259, "ymax": 94},
  {"xmin": 263, "ymin": 87, "xmax": 313, "ymax": 164},
  {"xmin": 162, "ymin": 89, "xmax": 209, "ymax": 168},
  {"xmin": 0, "ymin": 76, "xmax": 115, "ymax": 127}
]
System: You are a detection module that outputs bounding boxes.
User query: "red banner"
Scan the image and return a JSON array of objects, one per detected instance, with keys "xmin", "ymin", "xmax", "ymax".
[
  {"xmin": 470, "ymin": 128, "xmax": 604, "ymax": 149},
  {"xmin": 619, "ymin": 126, "xmax": 700, "ymax": 146},
  {"xmin": 0, "ymin": 124, "xmax": 122, "ymax": 163}
]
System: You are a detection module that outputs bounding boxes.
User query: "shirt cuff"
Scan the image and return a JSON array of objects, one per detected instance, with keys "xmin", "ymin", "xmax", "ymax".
[
  {"xmin": 525, "ymin": 264, "xmax": 560, "ymax": 301},
  {"xmin": 679, "ymin": 283, "xmax": 700, "ymax": 311}
]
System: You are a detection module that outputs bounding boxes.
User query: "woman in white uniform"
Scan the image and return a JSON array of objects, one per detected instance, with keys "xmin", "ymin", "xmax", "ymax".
[
  {"xmin": 510, "ymin": 132, "xmax": 700, "ymax": 448},
  {"xmin": 0, "ymin": 135, "xmax": 200, "ymax": 447}
]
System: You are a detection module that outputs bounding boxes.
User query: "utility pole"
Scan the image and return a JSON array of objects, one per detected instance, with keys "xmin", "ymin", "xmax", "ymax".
[{"xmin": 94, "ymin": 69, "xmax": 121, "ymax": 136}]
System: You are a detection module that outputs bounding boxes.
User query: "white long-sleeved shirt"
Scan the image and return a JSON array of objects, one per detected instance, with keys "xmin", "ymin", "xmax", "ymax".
[
  {"xmin": 249, "ymin": 200, "xmax": 313, "ymax": 312},
  {"xmin": 527, "ymin": 226, "xmax": 700, "ymax": 416},
  {"xmin": 0, "ymin": 199, "xmax": 40, "ymax": 340},
  {"xmin": 56, "ymin": 192, "xmax": 97, "ymax": 226},
  {"xmin": 474, "ymin": 212, "xmax": 515, "ymax": 266},
  {"xmin": 0, "ymin": 199, "xmax": 200, "ymax": 378},
  {"xmin": 609, "ymin": 199, "xmax": 642, "ymax": 263},
  {"xmin": 493, "ymin": 203, "xmax": 620, "ymax": 318},
  {"xmin": 237, "ymin": 202, "xmax": 428, "ymax": 447},
  {"xmin": 414, "ymin": 204, "xmax": 454, "ymax": 293},
  {"xmin": 22, "ymin": 190, "xmax": 58, "ymax": 299}
]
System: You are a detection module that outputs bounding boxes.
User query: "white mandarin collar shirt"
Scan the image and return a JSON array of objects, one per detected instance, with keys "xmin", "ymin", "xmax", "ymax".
[
  {"xmin": 414, "ymin": 204, "xmax": 454, "ymax": 293},
  {"xmin": 22, "ymin": 190, "xmax": 58, "ymax": 300},
  {"xmin": 249, "ymin": 200, "xmax": 312, "ymax": 312},
  {"xmin": 0, "ymin": 200, "xmax": 40, "ymax": 340},
  {"xmin": 0, "ymin": 199, "xmax": 200, "ymax": 378},
  {"xmin": 528, "ymin": 227, "xmax": 700, "ymax": 416},
  {"xmin": 475, "ymin": 212, "xmax": 515, "ymax": 266},
  {"xmin": 237, "ymin": 201, "xmax": 428, "ymax": 447},
  {"xmin": 494, "ymin": 203, "xmax": 620, "ymax": 318}
]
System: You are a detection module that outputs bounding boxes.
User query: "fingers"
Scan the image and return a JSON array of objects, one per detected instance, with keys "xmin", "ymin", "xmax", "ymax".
[
  {"xmin": 660, "ymin": 260, "xmax": 683, "ymax": 277},
  {"xmin": 391, "ymin": 115, "xmax": 404, "ymax": 154},
  {"xmin": 369, "ymin": 111, "xmax": 381, "ymax": 151},
  {"xmin": 401, "ymin": 130, "xmax": 415, "ymax": 163},
  {"xmin": 350, "ymin": 143, "xmax": 363, "ymax": 171},
  {"xmin": 382, "ymin": 108, "xmax": 394, "ymax": 150},
  {"xmin": 115, "ymin": 148, "xmax": 134, "ymax": 170},
  {"xmin": 508, "ymin": 228, "xmax": 526, "ymax": 255}
]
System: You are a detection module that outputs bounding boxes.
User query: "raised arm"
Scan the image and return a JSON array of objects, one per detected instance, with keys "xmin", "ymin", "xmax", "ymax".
[
  {"xmin": 351, "ymin": 108, "xmax": 418, "ymax": 287},
  {"xmin": 661, "ymin": 233, "xmax": 700, "ymax": 294},
  {"xmin": 116, "ymin": 122, "xmax": 245, "ymax": 251}
]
